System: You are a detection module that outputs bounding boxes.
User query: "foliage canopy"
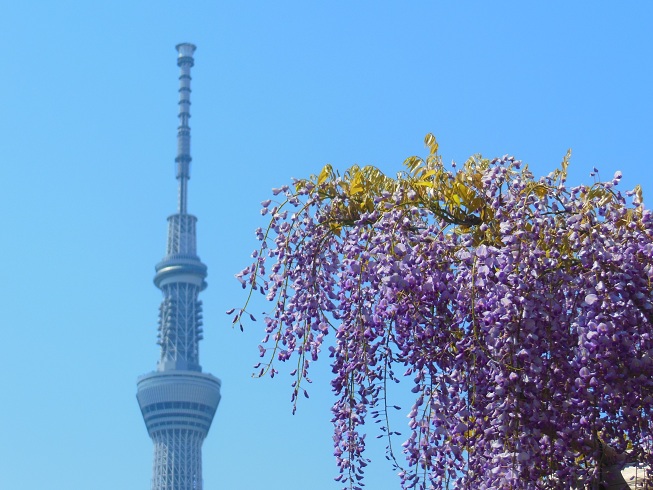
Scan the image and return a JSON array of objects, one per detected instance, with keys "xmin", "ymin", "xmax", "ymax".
[{"xmin": 232, "ymin": 135, "xmax": 653, "ymax": 488}]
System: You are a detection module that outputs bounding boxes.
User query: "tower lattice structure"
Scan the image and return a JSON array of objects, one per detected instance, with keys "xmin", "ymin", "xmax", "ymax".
[{"xmin": 137, "ymin": 43, "xmax": 221, "ymax": 490}]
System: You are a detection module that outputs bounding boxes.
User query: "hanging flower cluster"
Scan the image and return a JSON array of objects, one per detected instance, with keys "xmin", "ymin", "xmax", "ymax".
[{"xmin": 231, "ymin": 135, "xmax": 653, "ymax": 489}]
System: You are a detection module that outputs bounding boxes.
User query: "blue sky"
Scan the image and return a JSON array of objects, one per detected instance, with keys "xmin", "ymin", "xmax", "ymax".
[{"xmin": 1, "ymin": 2, "xmax": 651, "ymax": 489}]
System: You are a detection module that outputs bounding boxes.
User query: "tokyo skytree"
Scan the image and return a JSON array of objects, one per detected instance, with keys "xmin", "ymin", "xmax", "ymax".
[{"xmin": 137, "ymin": 43, "xmax": 221, "ymax": 490}]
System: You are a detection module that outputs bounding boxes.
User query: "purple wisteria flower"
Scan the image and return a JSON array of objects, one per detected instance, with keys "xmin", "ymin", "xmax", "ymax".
[{"xmin": 231, "ymin": 138, "xmax": 653, "ymax": 489}]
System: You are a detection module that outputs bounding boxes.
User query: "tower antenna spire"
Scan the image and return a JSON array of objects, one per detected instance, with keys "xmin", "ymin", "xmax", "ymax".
[{"xmin": 175, "ymin": 42, "xmax": 196, "ymax": 214}]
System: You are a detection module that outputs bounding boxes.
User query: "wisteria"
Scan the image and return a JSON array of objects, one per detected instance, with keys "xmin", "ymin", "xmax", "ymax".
[{"xmin": 231, "ymin": 135, "xmax": 653, "ymax": 489}]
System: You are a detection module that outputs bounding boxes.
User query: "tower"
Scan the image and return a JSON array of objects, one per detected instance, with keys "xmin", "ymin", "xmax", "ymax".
[{"xmin": 137, "ymin": 43, "xmax": 221, "ymax": 490}]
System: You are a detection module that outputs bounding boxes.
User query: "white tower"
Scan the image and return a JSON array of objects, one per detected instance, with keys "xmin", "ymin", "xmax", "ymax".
[{"xmin": 137, "ymin": 43, "xmax": 221, "ymax": 490}]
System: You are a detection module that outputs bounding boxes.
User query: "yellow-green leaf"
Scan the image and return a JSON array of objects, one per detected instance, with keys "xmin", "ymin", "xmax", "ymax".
[
  {"xmin": 424, "ymin": 133, "xmax": 439, "ymax": 155},
  {"xmin": 318, "ymin": 165, "xmax": 332, "ymax": 185}
]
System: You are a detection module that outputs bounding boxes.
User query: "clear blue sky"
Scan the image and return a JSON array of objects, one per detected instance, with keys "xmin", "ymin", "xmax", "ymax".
[{"xmin": 1, "ymin": 2, "xmax": 651, "ymax": 489}]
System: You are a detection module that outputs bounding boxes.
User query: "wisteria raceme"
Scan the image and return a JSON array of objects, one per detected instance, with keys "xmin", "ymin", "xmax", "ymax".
[{"xmin": 232, "ymin": 135, "xmax": 653, "ymax": 489}]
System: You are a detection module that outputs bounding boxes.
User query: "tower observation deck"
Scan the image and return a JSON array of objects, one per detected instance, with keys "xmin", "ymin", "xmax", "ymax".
[{"xmin": 137, "ymin": 43, "xmax": 221, "ymax": 490}]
